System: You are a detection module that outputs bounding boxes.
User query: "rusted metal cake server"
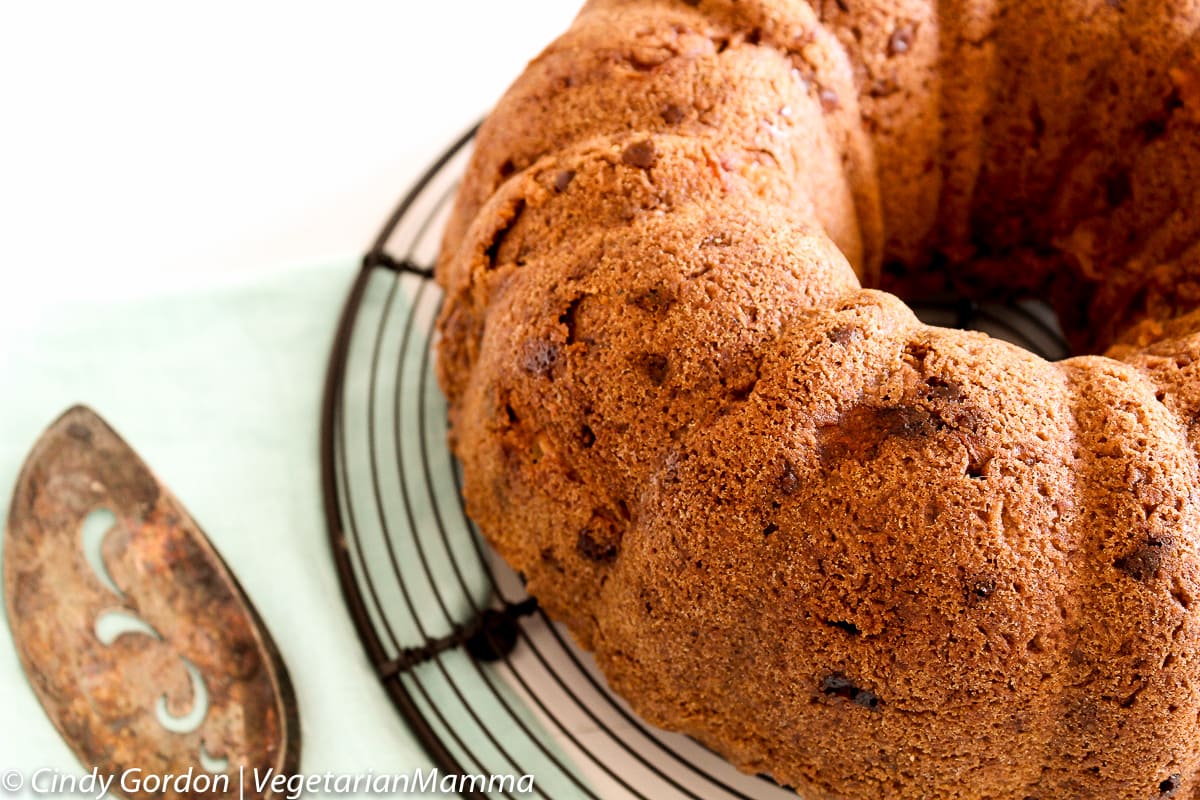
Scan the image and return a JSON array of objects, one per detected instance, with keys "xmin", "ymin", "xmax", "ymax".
[{"xmin": 3, "ymin": 406, "xmax": 300, "ymax": 799}]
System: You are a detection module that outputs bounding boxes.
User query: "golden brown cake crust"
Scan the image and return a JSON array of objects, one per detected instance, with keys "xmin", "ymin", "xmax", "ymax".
[{"xmin": 434, "ymin": 1, "xmax": 1200, "ymax": 797}]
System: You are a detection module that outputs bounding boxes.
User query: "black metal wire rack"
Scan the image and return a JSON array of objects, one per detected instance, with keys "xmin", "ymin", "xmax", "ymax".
[{"xmin": 319, "ymin": 127, "xmax": 1071, "ymax": 800}]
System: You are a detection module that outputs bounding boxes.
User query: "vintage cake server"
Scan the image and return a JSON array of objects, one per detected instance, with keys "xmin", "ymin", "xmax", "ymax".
[{"xmin": 3, "ymin": 406, "xmax": 299, "ymax": 799}]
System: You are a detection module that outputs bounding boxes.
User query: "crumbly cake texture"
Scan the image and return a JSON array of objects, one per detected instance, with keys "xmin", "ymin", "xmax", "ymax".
[{"xmin": 433, "ymin": 1, "xmax": 1200, "ymax": 797}]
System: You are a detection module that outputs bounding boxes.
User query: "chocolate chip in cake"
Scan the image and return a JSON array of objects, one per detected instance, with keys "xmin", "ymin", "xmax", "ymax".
[
  {"xmin": 630, "ymin": 285, "xmax": 674, "ymax": 314},
  {"xmin": 621, "ymin": 139, "xmax": 658, "ymax": 169},
  {"xmin": 967, "ymin": 578, "xmax": 997, "ymax": 606},
  {"xmin": 826, "ymin": 326, "xmax": 861, "ymax": 346},
  {"xmin": 578, "ymin": 511, "xmax": 622, "ymax": 564},
  {"xmin": 777, "ymin": 461, "xmax": 801, "ymax": 496},
  {"xmin": 521, "ymin": 339, "xmax": 560, "ymax": 379},
  {"xmin": 853, "ymin": 690, "xmax": 881, "ymax": 709},
  {"xmin": 641, "ymin": 353, "xmax": 669, "ymax": 385},
  {"xmin": 817, "ymin": 404, "xmax": 943, "ymax": 466},
  {"xmin": 661, "ymin": 104, "xmax": 686, "ymax": 125},
  {"xmin": 819, "ymin": 87, "xmax": 840, "ymax": 112},
  {"xmin": 889, "ymin": 25, "xmax": 914, "ymax": 56},
  {"xmin": 578, "ymin": 529, "xmax": 618, "ymax": 563},
  {"xmin": 820, "ymin": 673, "xmax": 881, "ymax": 709},
  {"xmin": 554, "ymin": 169, "xmax": 576, "ymax": 193},
  {"xmin": 579, "ymin": 424, "xmax": 596, "ymax": 448},
  {"xmin": 1114, "ymin": 537, "xmax": 1170, "ymax": 582}
]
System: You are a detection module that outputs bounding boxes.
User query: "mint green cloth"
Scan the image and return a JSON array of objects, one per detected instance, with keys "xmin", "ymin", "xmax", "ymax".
[{"xmin": 0, "ymin": 264, "xmax": 442, "ymax": 795}]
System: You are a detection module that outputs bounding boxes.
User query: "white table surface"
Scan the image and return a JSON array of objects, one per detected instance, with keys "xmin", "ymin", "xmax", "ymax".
[{"xmin": 0, "ymin": 2, "xmax": 580, "ymax": 796}]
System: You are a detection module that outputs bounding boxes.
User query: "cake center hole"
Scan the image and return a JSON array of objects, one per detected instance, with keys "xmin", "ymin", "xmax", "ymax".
[{"xmin": 908, "ymin": 293, "xmax": 1070, "ymax": 361}]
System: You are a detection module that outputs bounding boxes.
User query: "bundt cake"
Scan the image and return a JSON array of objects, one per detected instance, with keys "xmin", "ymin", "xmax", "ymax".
[{"xmin": 433, "ymin": 0, "xmax": 1200, "ymax": 797}]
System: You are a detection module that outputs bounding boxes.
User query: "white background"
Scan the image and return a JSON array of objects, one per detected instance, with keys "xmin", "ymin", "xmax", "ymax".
[{"xmin": 0, "ymin": 1, "xmax": 578, "ymax": 329}]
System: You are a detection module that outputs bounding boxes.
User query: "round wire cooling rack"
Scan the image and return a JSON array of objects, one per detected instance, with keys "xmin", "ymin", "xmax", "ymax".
[{"xmin": 320, "ymin": 126, "xmax": 1071, "ymax": 800}]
